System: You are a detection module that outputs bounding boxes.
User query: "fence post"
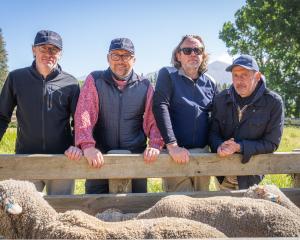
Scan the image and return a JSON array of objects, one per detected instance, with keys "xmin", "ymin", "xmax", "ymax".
[
  {"xmin": 107, "ymin": 150, "xmax": 133, "ymax": 193},
  {"xmin": 109, "ymin": 179, "xmax": 132, "ymax": 193}
]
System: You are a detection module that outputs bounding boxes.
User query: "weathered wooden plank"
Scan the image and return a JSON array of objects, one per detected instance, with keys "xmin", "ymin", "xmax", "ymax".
[
  {"xmin": 0, "ymin": 152, "xmax": 300, "ymax": 180},
  {"xmin": 45, "ymin": 188, "xmax": 300, "ymax": 215}
]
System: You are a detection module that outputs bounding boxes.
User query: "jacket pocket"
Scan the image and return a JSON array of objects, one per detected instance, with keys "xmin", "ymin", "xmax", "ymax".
[{"xmin": 247, "ymin": 117, "xmax": 268, "ymax": 138}]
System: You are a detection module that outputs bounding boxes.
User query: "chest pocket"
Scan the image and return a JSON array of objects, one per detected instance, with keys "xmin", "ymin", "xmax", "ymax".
[
  {"xmin": 220, "ymin": 118, "xmax": 235, "ymax": 139},
  {"xmin": 247, "ymin": 116, "xmax": 269, "ymax": 139},
  {"xmin": 46, "ymin": 85, "xmax": 68, "ymax": 112}
]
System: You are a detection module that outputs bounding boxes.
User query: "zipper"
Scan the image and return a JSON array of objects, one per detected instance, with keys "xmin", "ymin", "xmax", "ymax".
[
  {"xmin": 118, "ymin": 91, "xmax": 122, "ymax": 148},
  {"xmin": 42, "ymin": 78, "xmax": 46, "ymax": 151},
  {"xmin": 192, "ymin": 81, "xmax": 197, "ymax": 145}
]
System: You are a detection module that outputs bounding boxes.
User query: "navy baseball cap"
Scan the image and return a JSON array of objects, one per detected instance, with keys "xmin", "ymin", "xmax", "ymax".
[
  {"xmin": 109, "ymin": 38, "xmax": 135, "ymax": 54},
  {"xmin": 34, "ymin": 30, "xmax": 63, "ymax": 50},
  {"xmin": 226, "ymin": 54, "xmax": 259, "ymax": 72}
]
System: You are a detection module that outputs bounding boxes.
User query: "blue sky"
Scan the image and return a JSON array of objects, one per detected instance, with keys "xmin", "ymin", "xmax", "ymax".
[{"xmin": 1, "ymin": 0, "xmax": 245, "ymax": 78}]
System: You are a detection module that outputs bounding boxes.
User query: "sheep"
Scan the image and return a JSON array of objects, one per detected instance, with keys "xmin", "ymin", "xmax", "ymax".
[
  {"xmin": 0, "ymin": 179, "xmax": 226, "ymax": 239},
  {"xmin": 97, "ymin": 185, "xmax": 300, "ymax": 237},
  {"xmin": 244, "ymin": 184, "xmax": 300, "ymax": 217}
]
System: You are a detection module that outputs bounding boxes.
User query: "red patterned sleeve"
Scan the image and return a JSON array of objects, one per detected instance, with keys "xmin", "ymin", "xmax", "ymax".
[
  {"xmin": 75, "ymin": 74, "xmax": 99, "ymax": 150},
  {"xmin": 143, "ymin": 84, "xmax": 164, "ymax": 150}
]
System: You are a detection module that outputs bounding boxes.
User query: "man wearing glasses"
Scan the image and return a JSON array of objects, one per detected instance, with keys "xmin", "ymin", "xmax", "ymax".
[
  {"xmin": 0, "ymin": 30, "xmax": 82, "ymax": 194},
  {"xmin": 74, "ymin": 38, "xmax": 163, "ymax": 194},
  {"xmin": 153, "ymin": 35, "xmax": 218, "ymax": 192}
]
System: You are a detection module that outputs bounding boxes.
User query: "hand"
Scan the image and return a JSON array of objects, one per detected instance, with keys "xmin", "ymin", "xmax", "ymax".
[
  {"xmin": 64, "ymin": 146, "xmax": 82, "ymax": 161},
  {"xmin": 83, "ymin": 147, "xmax": 104, "ymax": 168},
  {"xmin": 217, "ymin": 138, "xmax": 241, "ymax": 157},
  {"xmin": 167, "ymin": 143, "xmax": 190, "ymax": 164},
  {"xmin": 144, "ymin": 147, "xmax": 160, "ymax": 164}
]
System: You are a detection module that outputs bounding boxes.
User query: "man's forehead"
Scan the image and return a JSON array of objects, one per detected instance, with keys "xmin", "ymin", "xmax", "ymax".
[
  {"xmin": 36, "ymin": 44, "xmax": 60, "ymax": 49},
  {"xmin": 181, "ymin": 38, "xmax": 203, "ymax": 47},
  {"xmin": 110, "ymin": 49, "xmax": 133, "ymax": 55},
  {"xmin": 232, "ymin": 66, "xmax": 252, "ymax": 73}
]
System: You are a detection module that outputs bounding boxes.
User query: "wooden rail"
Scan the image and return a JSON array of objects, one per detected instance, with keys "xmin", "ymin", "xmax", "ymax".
[
  {"xmin": 1, "ymin": 152, "xmax": 300, "ymax": 214},
  {"xmin": 0, "ymin": 152, "xmax": 300, "ymax": 180}
]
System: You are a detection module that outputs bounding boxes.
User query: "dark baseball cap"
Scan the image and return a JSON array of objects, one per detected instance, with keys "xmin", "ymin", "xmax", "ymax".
[
  {"xmin": 34, "ymin": 30, "xmax": 63, "ymax": 50},
  {"xmin": 226, "ymin": 54, "xmax": 259, "ymax": 72},
  {"xmin": 109, "ymin": 38, "xmax": 135, "ymax": 54}
]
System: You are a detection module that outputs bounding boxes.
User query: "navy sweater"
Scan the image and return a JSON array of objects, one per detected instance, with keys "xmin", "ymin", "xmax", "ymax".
[{"xmin": 153, "ymin": 67, "xmax": 218, "ymax": 148}]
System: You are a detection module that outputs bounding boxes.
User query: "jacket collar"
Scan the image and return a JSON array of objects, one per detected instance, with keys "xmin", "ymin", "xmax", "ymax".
[
  {"xmin": 103, "ymin": 68, "xmax": 140, "ymax": 86},
  {"xmin": 225, "ymin": 78, "xmax": 267, "ymax": 107},
  {"xmin": 30, "ymin": 60, "xmax": 61, "ymax": 80}
]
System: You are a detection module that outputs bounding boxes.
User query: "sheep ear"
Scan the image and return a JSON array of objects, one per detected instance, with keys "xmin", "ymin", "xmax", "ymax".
[
  {"xmin": 4, "ymin": 198, "xmax": 23, "ymax": 215},
  {"xmin": 39, "ymin": 191, "xmax": 45, "ymax": 197}
]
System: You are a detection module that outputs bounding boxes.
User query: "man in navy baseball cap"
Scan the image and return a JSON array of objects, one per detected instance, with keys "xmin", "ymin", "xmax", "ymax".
[
  {"xmin": 210, "ymin": 54, "xmax": 284, "ymax": 190},
  {"xmin": 0, "ymin": 29, "xmax": 82, "ymax": 195},
  {"xmin": 226, "ymin": 54, "xmax": 259, "ymax": 72},
  {"xmin": 34, "ymin": 30, "xmax": 63, "ymax": 50}
]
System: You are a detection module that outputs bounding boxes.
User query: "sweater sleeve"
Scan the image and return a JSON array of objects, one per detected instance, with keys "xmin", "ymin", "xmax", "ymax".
[
  {"xmin": 208, "ymin": 97, "xmax": 225, "ymax": 153},
  {"xmin": 143, "ymin": 84, "xmax": 164, "ymax": 150},
  {"xmin": 0, "ymin": 73, "xmax": 16, "ymax": 141},
  {"xmin": 75, "ymin": 74, "xmax": 99, "ymax": 150},
  {"xmin": 152, "ymin": 67, "xmax": 177, "ymax": 145}
]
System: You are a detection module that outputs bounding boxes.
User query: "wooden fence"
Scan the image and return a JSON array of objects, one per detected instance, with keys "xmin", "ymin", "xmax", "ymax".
[{"xmin": 1, "ymin": 152, "xmax": 300, "ymax": 215}]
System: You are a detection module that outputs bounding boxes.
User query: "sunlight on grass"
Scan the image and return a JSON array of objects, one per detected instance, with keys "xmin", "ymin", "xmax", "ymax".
[{"xmin": 0, "ymin": 128, "xmax": 16, "ymax": 154}]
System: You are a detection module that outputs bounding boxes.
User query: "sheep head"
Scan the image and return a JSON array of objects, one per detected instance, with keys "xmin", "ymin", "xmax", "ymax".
[
  {"xmin": 0, "ymin": 180, "xmax": 57, "ymax": 238},
  {"xmin": 245, "ymin": 184, "xmax": 281, "ymax": 203},
  {"xmin": 0, "ymin": 189, "xmax": 22, "ymax": 215}
]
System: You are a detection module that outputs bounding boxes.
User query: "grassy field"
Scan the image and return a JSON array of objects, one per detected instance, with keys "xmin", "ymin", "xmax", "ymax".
[{"xmin": 0, "ymin": 126, "xmax": 299, "ymax": 193}]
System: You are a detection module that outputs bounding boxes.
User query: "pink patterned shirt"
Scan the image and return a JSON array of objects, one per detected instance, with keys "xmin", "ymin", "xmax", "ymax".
[{"xmin": 75, "ymin": 73, "xmax": 164, "ymax": 151}]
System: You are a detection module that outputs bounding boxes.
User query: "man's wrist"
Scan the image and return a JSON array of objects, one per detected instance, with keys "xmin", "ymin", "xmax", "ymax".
[
  {"xmin": 237, "ymin": 141, "xmax": 243, "ymax": 153},
  {"xmin": 166, "ymin": 142, "xmax": 178, "ymax": 151}
]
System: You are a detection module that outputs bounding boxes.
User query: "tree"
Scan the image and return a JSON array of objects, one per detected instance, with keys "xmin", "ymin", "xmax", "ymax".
[
  {"xmin": 219, "ymin": 0, "xmax": 300, "ymax": 117},
  {"xmin": 0, "ymin": 28, "xmax": 8, "ymax": 90}
]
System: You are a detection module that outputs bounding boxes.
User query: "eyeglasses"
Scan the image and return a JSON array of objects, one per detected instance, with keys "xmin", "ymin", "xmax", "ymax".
[
  {"xmin": 37, "ymin": 46, "xmax": 61, "ymax": 55},
  {"xmin": 179, "ymin": 47, "xmax": 203, "ymax": 55},
  {"xmin": 110, "ymin": 53, "xmax": 134, "ymax": 62}
]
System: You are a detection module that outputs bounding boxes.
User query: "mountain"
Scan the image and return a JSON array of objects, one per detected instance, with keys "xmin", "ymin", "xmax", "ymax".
[
  {"xmin": 77, "ymin": 61, "xmax": 232, "ymax": 87},
  {"xmin": 207, "ymin": 61, "xmax": 232, "ymax": 86}
]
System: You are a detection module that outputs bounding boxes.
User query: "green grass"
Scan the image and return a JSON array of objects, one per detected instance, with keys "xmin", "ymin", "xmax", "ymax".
[
  {"xmin": 0, "ymin": 128, "xmax": 16, "ymax": 154},
  {"xmin": 1, "ymin": 126, "xmax": 299, "ymax": 193}
]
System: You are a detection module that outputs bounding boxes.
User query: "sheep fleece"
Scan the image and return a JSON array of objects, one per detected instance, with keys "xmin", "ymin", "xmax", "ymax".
[
  {"xmin": 136, "ymin": 195, "xmax": 300, "ymax": 237},
  {"xmin": 0, "ymin": 180, "xmax": 226, "ymax": 239}
]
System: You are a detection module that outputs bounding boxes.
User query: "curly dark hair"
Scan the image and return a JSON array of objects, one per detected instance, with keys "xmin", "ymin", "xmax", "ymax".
[{"xmin": 171, "ymin": 35, "xmax": 209, "ymax": 74}]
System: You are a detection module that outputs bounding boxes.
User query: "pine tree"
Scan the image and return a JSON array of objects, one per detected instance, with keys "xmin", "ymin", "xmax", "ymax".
[{"xmin": 0, "ymin": 28, "xmax": 8, "ymax": 90}]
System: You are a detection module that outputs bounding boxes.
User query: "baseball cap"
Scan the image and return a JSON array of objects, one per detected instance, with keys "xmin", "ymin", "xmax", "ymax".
[
  {"xmin": 109, "ymin": 38, "xmax": 135, "ymax": 54},
  {"xmin": 34, "ymin": 30, "xmax": 63, "ymax": 50},
  {"xmin": 226, "ymin": 54, "xmax": 259, "ymax": 72}
]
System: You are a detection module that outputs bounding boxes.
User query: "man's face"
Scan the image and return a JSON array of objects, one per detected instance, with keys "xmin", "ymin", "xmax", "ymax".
[
  {"xmin": 107, "ymin": 49, "xmax": 135, "ymax": 78},
  {"xmin": 32, "ymin": 44, "xmax": 61, "ymax": 72},
  {"xmin": 232, "ymin": 66, "xmax": 261, "ymax": 97},
  {"xmin": 176, "ymin": 37, "xmax": 203, "ymax": 72}
]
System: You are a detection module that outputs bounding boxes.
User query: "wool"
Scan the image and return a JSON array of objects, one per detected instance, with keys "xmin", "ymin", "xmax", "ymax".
[{"xmin": 0, "ymin": 180, "xmax": 226, "ymax": 239}]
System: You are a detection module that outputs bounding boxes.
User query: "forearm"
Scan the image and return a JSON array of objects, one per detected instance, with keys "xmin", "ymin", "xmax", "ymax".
[
  {"xmin": 143, "ymin": 85, "xmax": 164, "ymax": 150},
  {"xmin": 152, "ymin": 95, "xmax": 176, "ymax": 144},
  {"xmin": 74, "ymin": 75, "xmax": 98, "ymax": 150}
]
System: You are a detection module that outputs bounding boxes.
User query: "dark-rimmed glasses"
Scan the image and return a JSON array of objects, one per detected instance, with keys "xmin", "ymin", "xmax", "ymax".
[
  {"xmin": 179, "ymin": 47, "xmax": 203, "ymax": 55},
  {"xmin": 37, "ymin": 46, "xmax": 61, "ymax": 55},
  {"xmin": 110, "ymin": 53, "xmax": 134, "ymax": 62}
]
